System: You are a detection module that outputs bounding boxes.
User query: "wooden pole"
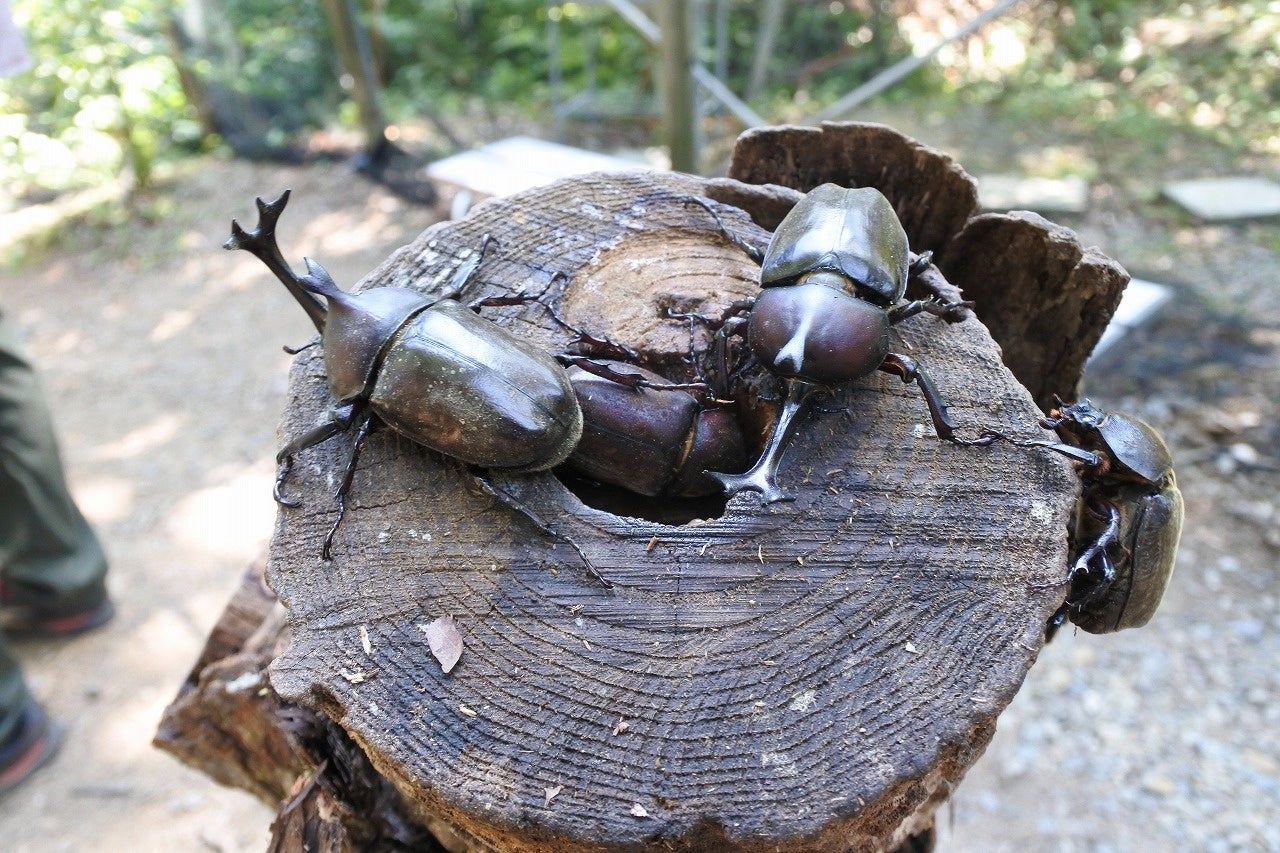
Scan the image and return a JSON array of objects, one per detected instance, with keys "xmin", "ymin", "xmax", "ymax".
[{"xmin": 657, "ymin": 0, "xmax": 698, "ymax": 172}]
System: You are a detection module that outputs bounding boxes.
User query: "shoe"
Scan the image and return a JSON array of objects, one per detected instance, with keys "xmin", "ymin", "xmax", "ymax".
[
  {"xmin": 0, "ymin": 700, "xmax": 64, "ymax": 796},
  {"xmin": 0, "ymin": 581, "xmax": 114, "ymax": 638}
]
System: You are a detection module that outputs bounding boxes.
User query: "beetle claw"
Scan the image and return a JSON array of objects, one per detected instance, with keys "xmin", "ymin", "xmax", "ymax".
[{"xmin": 273, "ymin": 457, "xmax": 302, "ymax": 508}]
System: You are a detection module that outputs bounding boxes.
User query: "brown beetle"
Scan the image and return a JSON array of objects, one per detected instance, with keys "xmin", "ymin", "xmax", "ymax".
[{"xmin": 1014, "ymin": 400, "xmax": 1184, "ymax": 638}]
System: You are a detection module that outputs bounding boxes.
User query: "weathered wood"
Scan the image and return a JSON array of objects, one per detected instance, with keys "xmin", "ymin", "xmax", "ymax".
[
  {"xmin": 939, "ymin": 212, "xmax": 1130, "ymax": 411},
  {"xmin": 155, "ymin": 560, "xmax": 444, "ymax": 851},
  {"xmin": 728, "ymin": 122, "xmax": 979, "ymax": 255},
  {"xmin": 256, "ymin": 159, "xmax": 1083, "ymax": 851},
  {"xmin": 153, "ymin": 558, "xmax": 308, "ymax": 804}
]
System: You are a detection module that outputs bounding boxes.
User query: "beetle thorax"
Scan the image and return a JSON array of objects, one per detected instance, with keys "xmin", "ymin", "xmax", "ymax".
[
  {"xmin": 796, "ymin": 269, "xmax": 859, "ymax": 297},
  {"xmin": 748, "ymin": 283, "xmax": 890, "ymax": 386},
  {"xmin": 321, "ymin": 286, "xmax": 434, "ymax": 402}
]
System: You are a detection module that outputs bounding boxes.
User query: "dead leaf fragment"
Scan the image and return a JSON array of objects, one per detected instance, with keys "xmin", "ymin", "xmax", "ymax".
[
  {"xmin": 422, "ymin": 615, "xmax": 464, "ymax": 674},
  {"xmin": 339, "ymin": 668, "xmax": 367, "ymax": 684},
  {"xmin": 630, "ymin": 804, "xmax": 650, "ymax": 818}
]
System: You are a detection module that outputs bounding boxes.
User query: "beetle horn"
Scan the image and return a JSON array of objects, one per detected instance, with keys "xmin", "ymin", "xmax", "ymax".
[
  {"xmin": 224, "ymin": 190, "xmax": 328, "ymax": 333},
  {"xmin": 706, "ymin": 378, "xmax": 820, "ymax": 503},
  {"xmin": 299, "ymin": 257, "xmax": 346, "ymax": 300}
]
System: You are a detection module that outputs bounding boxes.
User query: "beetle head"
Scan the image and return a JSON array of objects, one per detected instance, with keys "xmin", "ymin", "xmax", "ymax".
[
  {"xmin": 1054, "ymin": 399, "xmax": 1174, "ymax": 486},
  {"xmin": 299, "ymin": 258, "xmax": 432, "ymax": 402},
  {"xmin": 1058, "ymin": 398, "xmax": 1107, "ymax": 429}
]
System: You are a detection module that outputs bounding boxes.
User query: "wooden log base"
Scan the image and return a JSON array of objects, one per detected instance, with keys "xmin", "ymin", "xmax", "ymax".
[{"xmin": 158, "ymin": 123, "xmax": 1131, "ymax": 852}]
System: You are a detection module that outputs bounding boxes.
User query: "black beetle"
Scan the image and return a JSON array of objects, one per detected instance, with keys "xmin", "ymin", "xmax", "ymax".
[
  {"xmin": 563, "ymin": 360, "xmax": 746, "ymax": 499},
  {"xmin": 994, "ymin": 399, "xmax": 1183, "ymax": 637},
  {"xmin": 684, "ymin": 183, "xmax": 987, "ymax": 503},
  {"xmin": 225, "ymin": 191, "xmax": 585, "ymax": 560}
]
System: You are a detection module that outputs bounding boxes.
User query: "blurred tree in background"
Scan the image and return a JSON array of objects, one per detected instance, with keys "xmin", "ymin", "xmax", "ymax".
[{"xmin": 1, "ymin": 0, "xmax": 1275, "ymax": 204}]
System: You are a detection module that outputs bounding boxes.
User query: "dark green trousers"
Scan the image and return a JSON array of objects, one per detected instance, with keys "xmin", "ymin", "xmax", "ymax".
[{"xmin": 0, "ymin": 310, "xmax": 108, "ymax": 744}]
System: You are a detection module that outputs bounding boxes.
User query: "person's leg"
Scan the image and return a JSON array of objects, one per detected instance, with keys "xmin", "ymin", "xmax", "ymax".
[
  {"xmin": 0, "ymin": 310, "xmax": 110, "ymax": 632},
  {"xmin": 0, "ymin": 631, "xmax": 61, "ymax": 794}
]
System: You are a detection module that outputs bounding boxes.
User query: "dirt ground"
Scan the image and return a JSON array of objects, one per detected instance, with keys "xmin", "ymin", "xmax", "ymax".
[{"xmin": 0, "ymin": 118, "xmax": 1276, "ymax": 850}]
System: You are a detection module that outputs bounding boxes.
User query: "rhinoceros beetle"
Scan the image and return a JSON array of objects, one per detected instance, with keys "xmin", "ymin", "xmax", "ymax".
[
  {"xmin": 682, "ymin": 183, "xmax": 989, "ymax": 503},
  {"xmin": 991, "ymin": 399, "xmax": 1183, "ymax": 638},
  {"xmin": 226, "ymin": 192, "xmax": 592, "ymax": 562},
  {"xmin": 227, "ymin": 191, "xmax": 747, "ymax": 581},
  {"xmin": 563, "ymin": 359, "xmax": 746, "ymax": 499}
]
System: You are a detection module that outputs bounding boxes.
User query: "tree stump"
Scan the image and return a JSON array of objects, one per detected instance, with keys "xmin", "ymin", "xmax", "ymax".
[{"xmin": 159, "ymin": 123, "xmax": 1129, "ymax": 852}]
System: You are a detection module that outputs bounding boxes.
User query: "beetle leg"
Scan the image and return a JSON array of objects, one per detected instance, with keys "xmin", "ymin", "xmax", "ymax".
[
  {"xmin": 283, "ymin": 339, "xmax": 319, "ymax": 356},
  {"xmin": 224, "ymin": 190, "xmax": 328, "ymax": 333},
  {"xmin": 878, "ymin": 353, "xmax": 994, "ymax": 446},
  {"xmin": 1040, "ymin": 500, "xmax": 1122, "ymax": 640},
  {"xmin": 471, "ymin": 271, "xmax": 643, "ymax": 363},
  {"xmin": 274, "ymin": 407, "xmax": 359, "ymax": 507},
  {"xmin": 988, "ymin": 433, "xmax": 1108, "ymax": 470},
  {"xmin": 321, "ymin": 412, "xmax": 377, "ymax": 560},
  {"xmin": 904, "ymin": 259, "xmax": 972, "ymax": 323},
  {"xmin": 1044, "ymin": 603, "xmax": 1072, "ymax": 642},
  {"xmin": 707, "ymin": 378, "xmax": 820, "ymax": 504},
  {"xmin": 888, "ymin": 297, "xmax": 976, "ymax": 325},
  {"xmin": 1031, "ymin": 498, "xmax": 1121, "ymax": 597},
  {"xmin": 1068, "ymin": 500, "xmax": 1122, "ymax": 587},
  {"xmin": 665, "ymin": 297, "xmax": 756, "ymax": 331},
  {"xmin": 472, "ymin": 474, "xmax": 612, "ymax": 588},
  {"xmin": 677, "ymin": 195, "xmax": 766, "ymax": 262},
  {"xmin": 907, "ymin": 251, "xmax": 934, "ymax": 278},
  {"xmin": 466, "ymin": 266, "xmax": 561, "ymax": 313},
  {"xmin": 557, "ymin": 355, "xmax": 712, "ymax": 395}
]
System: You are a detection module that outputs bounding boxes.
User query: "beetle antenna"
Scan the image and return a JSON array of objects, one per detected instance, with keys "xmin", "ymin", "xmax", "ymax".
[{"xmin": 225, "ymin": 190, "xmax": 328, "ymax": 333}]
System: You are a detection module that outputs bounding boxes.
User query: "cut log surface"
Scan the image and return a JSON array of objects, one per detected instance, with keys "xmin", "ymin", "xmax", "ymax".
[{"xmin": 262, "ymin": 164, "xmax": 1081, "ymax": 852}]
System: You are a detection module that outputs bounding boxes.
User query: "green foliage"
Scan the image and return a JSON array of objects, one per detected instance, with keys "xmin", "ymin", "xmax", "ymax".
[
  {"xmin": 201, "ymin": 0, "xmax": 336, "ymax": 136},
  {"xmin": 3, "ymin": 0, "xmax": 1275, "ymax": 203},
  {"xmin": 0, "ymin": 0, "xmax": 196, "ymax": 199},
  {"xmin": 374, "ymin": 2, "xmax": 651, "ymax": 116},
  {"xmin": 952, "ymin": 0, "xmax": 1280, "ymax": 158}
]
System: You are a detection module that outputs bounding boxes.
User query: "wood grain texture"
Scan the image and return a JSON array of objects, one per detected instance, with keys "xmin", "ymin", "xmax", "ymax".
[
  {"xmin": 155, "ymin": 560, "xmax": 442, "ymax": 851},
  {"xmin": 261, "ymin": 168, "xmax": 1079, "ymax": 851}
]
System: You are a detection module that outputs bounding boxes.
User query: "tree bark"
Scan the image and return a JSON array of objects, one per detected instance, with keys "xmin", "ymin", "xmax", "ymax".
[
  {"xmin": 940, "ymin": 212, "xmax": 1129, "ymax": 410},
  {"xmin": 160, "ymin": 123, "xmax": 1130, "ymax": 851}
]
